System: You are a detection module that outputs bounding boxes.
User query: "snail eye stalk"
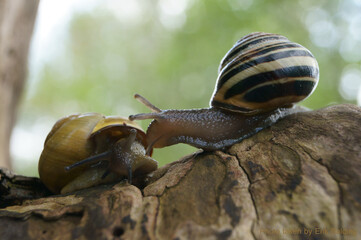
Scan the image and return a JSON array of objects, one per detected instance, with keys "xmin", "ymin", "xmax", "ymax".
[{"xmin": 64, "ymin": 151, "xmax": 111, "ymax": 171}]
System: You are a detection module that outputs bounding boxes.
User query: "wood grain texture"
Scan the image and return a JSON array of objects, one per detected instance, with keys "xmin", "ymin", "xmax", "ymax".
[{"xmin": 0, "ymin": 104, "xmax": 360, "ymax": 240}]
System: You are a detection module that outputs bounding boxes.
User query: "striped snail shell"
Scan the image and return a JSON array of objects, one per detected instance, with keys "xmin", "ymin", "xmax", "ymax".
[
  {"xmin": 129, "ymin": 32, "xmax": 319, "ymax": 151},
  {"xmin": 212, "ymin": 32, "xmax": 319, "ymax": 114}
]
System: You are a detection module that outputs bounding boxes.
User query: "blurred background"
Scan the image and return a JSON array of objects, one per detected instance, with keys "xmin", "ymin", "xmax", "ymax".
[{"xmin": 12, "ymin": 0, "xmax": 361, "ymax": 176}]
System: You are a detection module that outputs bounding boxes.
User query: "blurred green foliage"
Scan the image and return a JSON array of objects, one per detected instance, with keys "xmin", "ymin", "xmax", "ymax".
[{"xmin": 18, "ymin": 0, "xmax": 359, "ymax": 175}]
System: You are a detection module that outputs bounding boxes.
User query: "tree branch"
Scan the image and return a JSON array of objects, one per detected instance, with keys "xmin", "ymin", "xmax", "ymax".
[{"xmin": 0, "ymin": 104, "xmax": 360, "ymax": 240}]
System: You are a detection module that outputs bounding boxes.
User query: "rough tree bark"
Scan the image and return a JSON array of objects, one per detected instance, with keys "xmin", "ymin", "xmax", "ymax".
[
  {"xmin": 0, "ymin": 0, "xmax": 39, "ymax": 168},
  {"xmin": 0, "ymin": 104, "xmax": 360, "ymax": 240}
]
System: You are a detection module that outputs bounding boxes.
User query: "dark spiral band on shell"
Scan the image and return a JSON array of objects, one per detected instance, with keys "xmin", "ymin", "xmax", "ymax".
[
  {"xmin": 219, "ymin": 32, "xmax": 288, "ymax": 71},
  {"xmin": 211, "ymin": 32, "xmax": 319, "ymax": 113}
]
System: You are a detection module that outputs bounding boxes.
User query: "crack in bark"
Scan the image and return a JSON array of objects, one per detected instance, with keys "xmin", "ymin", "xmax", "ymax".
[
  {"xmin": 152, "ymin": 197, "xmax": 160, "ymax": 239},
  {"xmin": 148, "ymin": 155, "xmax": 196, "ymax": 198},
  {"xmin": 250, "ymin": 219, "xmax": 258, "ymax": 240},
  {"xmin": 219, "ymin": 151, "xmax": 258, "ymax": 240},
  {"xmin": 212, "ymin": 154, "xmax": 229, "ymax": 221},
  {"xmin": 299, "ymin": 145, "xmax": 343, "ymax": 185},
  {"xmin": 251, "ymin": 172, "xmax": 273, "ymax": 185},
  {"xmin": 337, "ymin": 201, "xmax": 344, "ymax": 240},
  {"xmin": 299, "ymin": 145, "xmax": 344, "ymax": 240},
  {"xmin": 322, "ymin": 166, "xmax": 344, "ymax": 240},
  {"xmin": 230, "ymin": 152, "xmax": 259, "ymax": 221},
  {"xmin": 277, "ymin": 210, "xmax": 319, "ymax": 240}
]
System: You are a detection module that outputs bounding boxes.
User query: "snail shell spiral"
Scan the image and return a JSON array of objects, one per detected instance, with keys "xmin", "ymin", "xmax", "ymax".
[
  {"xmin": 211, "ymin": 32, "xmax": 319, "ymax": 114},
  {"xmin": 38, "ymin": 113, "xmax": 156, "ymax": 194}
]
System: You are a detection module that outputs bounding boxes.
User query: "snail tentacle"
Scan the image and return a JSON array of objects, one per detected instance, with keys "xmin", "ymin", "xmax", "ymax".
[
  {"xmin": 64, "ymin": 150, "xmax": 111, "ymax": 171},
  {"xmin": 130, "ymin": 95, "xmax": 166, "ymax": 120},
  {"xmin": 124, "ymin": 129, "xmax": 136, "ymax": 183},
  {"xmin": 129, "ymin": 112, "xmax": 166, "ymax": 121},
  {"xmin": 134, "ymin": 93, "xmax": 161, "ymax": 113},
  {"xmin": 124, "ymin": 129, "xmax": 137, "ymax": 150}
]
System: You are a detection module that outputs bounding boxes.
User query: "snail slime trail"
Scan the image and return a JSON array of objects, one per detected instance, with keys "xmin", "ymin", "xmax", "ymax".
[{"xmin": 130, "ymin": 32, "xmax": 319, "ymax": 151}]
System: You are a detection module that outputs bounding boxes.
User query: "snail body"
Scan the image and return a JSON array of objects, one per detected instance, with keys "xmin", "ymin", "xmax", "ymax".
[
  {"xmin": 129, "ymin": 32, "xmax": 319, "ymax": 152},
  {"xmin": 38, "ymin": 113, "xmax": 157, "ymax": 194}
]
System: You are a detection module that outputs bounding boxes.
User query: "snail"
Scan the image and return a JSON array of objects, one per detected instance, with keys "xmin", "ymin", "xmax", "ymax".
[
  {"xmin": 38, "ymin": 113, "xmax": 157, "ymax": 194},
  {"xmin": 129, "ymin": 32, "xmax": 319, "ymax": 152}
]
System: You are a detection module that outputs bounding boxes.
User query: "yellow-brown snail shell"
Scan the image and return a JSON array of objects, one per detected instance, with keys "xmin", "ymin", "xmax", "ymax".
[{"xmin": 38, "ymin": 113, "xmax": 157, "ymax": 194}]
